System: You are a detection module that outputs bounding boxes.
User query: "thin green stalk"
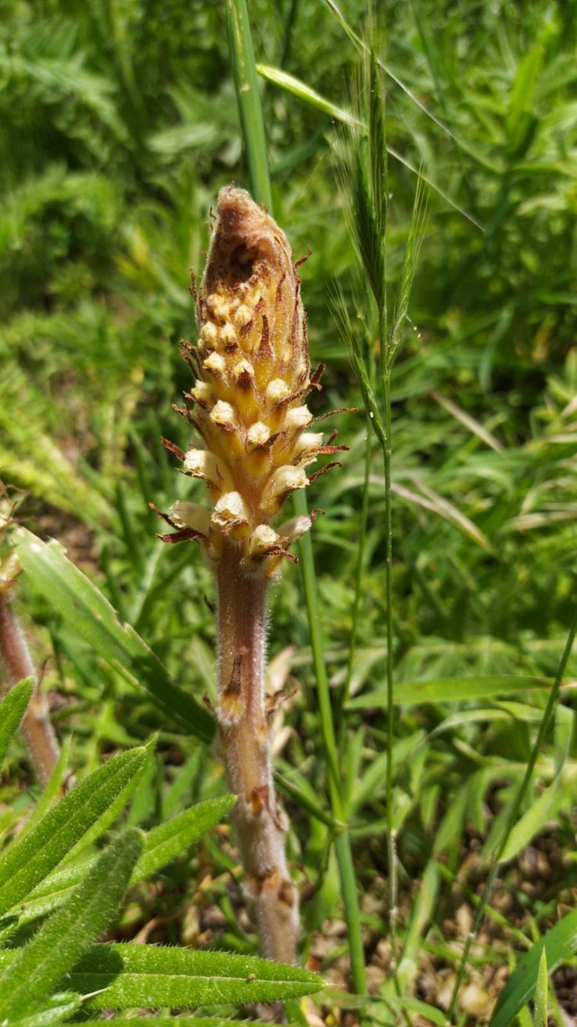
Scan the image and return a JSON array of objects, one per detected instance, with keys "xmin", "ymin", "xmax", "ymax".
[
  {"xmin": 381, "ymin": 356, "xmax": 397, "ymax": 967},
  {"xmin": 447, "ymin": 605, "xmax": 577, "ymax": 1021},
  {"xmin": 347, "ymin": 42, "xmax": 425, "ymax": 980},
  {"xmin": 225, "ymin": 0, "xmax": 367, "ymax": 993},
  {"xmin": 342, "ymin": 427, "xmax": 372, "ymax": 710},
  {"xmin": 356, "ymin": 46, "xmax": 399, "ymax": 968},
  {"xmin": 295, "ymin": 489, "xmax": 368, "ymax": 995},
  {"xmin": 225, "ymin": 0, "xmax": 272, "ymax": 210}
]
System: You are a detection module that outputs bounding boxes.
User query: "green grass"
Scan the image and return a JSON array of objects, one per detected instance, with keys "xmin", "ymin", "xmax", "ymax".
[{"xmin": 1, "ymin": 0, "xmax": 577, "ymax": 1024}]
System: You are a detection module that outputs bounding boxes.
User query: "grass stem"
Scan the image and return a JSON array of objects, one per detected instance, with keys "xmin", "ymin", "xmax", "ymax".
[
  {"xmin": 226, "ymin": 0, "xmax": 368, "ymax": 993},
  {"xmin": 225, "ymin": 0, "xmax": 272, "ymax": 210}
]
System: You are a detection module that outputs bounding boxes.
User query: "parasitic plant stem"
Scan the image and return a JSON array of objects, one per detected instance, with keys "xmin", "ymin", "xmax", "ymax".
[
  {"xmin": 158, "ymin": 187, "xmax": 345, "ymax": 962},
  {"xmin": 0, "ymin": 558, "xmax": 60, "ymax": 787},
  {"xmin": 217, "ymin": 540, "xmax": 298, "ymax": 963}
]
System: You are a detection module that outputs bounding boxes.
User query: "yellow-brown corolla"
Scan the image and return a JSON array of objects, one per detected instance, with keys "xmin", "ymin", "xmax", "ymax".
[{"xmin": 160, "ymin": 185, "xmax": 344, "ymax": 575}]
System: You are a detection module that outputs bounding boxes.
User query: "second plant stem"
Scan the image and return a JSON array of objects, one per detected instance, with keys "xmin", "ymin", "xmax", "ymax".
[{"xmin": 0, "ymin": 591, "xmax": 60, "ymax": 787}]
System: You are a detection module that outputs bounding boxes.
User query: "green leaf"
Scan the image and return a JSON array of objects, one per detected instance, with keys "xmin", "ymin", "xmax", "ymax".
[
  {"xmin": 347, "ymin": 675, "xmax": 553, "ymax": 709},
  {"xmin": 63, "ymin": 738, "xmax": 155, "ymax": 863},
  {"xmin": 106, "ymin": 1020, "xmax": 298, "ymax": 1027},
  {"xmin": 498, "ymin": 761, "xmax": 577, "ymax": 866},
  {"xmin": 274, "ymin": 770, "xmax": 344, "ymax": 831},
  {"xmin": 131, "ymin": 794, "xmax": 236, "ymax": 882},
  {"xmin": 396, "ymin": 859, "xmax": 439, "ymax": 991},
  {"xmin": 257, "ymin": 64, "xmax": 363, "ymax": 129},
  {"xmin": 9, "ymin": 994, "xmax": 81, "ymax": 1027},
  {"xmin": 533, "ymin": 947, "xmax": 547, "ymax": 1027},
  {"xmin": 554, "ymin": 703, "xmax": 573, "ymax": 773},
  {"xmin": 386, "ymin": 995, "xmax": 448, "ymax": 1026},
  {"xmin": 0, "ymin": 676, "xmax": 34, "ymax": 767},
  {"xmin": 2, "ymin": 792, "xmax": 233, "ymax": 935},
  {"xmin": 12, "ymin": 527, "xmax": 215, "ymax": 744},
  {"xmin": 0, "ymin": 830, "xmax": 142, "ymax": 1021},
  {"xmin": 0, "ymin": 744, "xmax": 147, "ymax": 918},
  {"xmin": 50, "ymin": 943, "xmax": 322, "ymax": 1008},
  {"xmin": 506, "ymin": 44, "xmax": 544, "ymax": 157},
  {"xmin": 24, "ymin": 736, "xmax": 74, "ymax": 835},
  {"xmin": 489, "ymin": 908, "xmax": 577, "ymax": 1027}
]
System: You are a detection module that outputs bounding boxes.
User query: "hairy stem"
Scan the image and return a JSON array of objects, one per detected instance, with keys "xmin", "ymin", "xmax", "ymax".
[
  {"xmin": 216, "ymin": 540, "xmax": 299, "ymax": 964},
  {"xmin": 0, "ymin": 593, "xmax": 60, "ymax": 786}
]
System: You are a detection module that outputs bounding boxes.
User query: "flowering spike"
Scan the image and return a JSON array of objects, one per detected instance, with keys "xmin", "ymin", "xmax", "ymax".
[
  {"xmin": 158, "ymin": 186, "xmax": 347, "ymax": 575},
  {"xmin": 158, "ymin": 187, "xmax": 349, "ymax": 965}
]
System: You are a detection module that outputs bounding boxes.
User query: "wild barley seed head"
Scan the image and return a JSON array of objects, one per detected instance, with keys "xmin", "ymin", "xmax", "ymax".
[{"xmin": 161, "ymin": 187, "xmax": 345, "ymax": 577}]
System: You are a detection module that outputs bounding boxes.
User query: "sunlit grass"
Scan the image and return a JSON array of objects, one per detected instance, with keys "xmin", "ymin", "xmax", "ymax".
[{"xmin": 1, "ymin": 0, "xmax": 577, "ymax": 1024}]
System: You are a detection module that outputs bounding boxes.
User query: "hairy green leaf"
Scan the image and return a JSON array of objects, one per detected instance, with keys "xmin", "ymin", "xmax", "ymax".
[
  {"xmin": 9, "ymin": 994, "xmax": 81, "ymax": 1027},
  {"xmin": 47, "ymin": 943, "xmax": 323, "ymax": 1009},
  {"xmin": 0, "ymin": 676, "xmax": 33, "ymax": 767},
  {"xmin": 131, "ymin": 793, "xmax": 236, "ymax": 881},
  {"xmin": 1, "ymin": 792, "xmax": 234, "ymax": 936},
  {"xmin": 0, "ymin": 745, "xmax": 147, "ymax": 917},
  {"xmin": 0, "ymin": 830, "xmax": 142, "ymax": 1021}
]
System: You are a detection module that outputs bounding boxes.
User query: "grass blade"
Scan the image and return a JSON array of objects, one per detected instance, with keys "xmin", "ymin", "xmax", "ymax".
[
  {"xmin": 533, "ymin": 947, "xmax": 548, "ymax": 1027},
  {"xmin": 259, "ymin": 63, "xmax": 482, "ymax": 228},
  {"xmin": 489, "ymin": 909, "xmax": 577, "ymax": 1027},
  {"xmin": 347, "ymin": 674, "xmax": 554, "ymax": 709},
  {"xmin": 257, "ymin": 64, "xmax": 363, "ymax": 128},
  {"xmin": 12, "ymin": 527, "xmax": 214, "ymax": 744},
  {"xmin": 295, "ymin": 488, "xmax": 367, "ymax": 995}
]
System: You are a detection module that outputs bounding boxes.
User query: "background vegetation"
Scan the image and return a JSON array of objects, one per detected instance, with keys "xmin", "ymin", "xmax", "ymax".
[{"xmin": 1, "ymin": 0, "xmax": 577, "ymax": 1023}]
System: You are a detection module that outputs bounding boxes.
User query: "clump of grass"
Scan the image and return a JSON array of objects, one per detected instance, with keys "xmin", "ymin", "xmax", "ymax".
[{"xmin": 334, "ymin": 41, "xmax": 429, "ymax": 974}]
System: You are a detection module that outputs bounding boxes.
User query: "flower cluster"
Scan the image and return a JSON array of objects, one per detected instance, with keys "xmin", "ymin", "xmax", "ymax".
[{"xmin": 158, "ymin": 186, "xmax": 345, "ymax": 577}]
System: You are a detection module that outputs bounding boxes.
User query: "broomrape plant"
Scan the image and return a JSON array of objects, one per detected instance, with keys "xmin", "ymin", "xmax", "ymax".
[{"xmin": 157, "ymin": 185, "xmax": 345, "ymax": 963}]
